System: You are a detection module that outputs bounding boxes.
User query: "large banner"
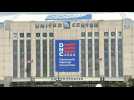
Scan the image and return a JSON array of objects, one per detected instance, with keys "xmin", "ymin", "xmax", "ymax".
[{"xmin": 55, "ymin": 40, "xmax": 79, "ymax": 72}]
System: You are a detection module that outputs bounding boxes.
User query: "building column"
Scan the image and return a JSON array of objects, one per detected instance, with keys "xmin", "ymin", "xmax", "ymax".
[
  {"xmin": 99, "ymin": 31, "xmax": 104, "ymax": 77},
  {"xmin": 10, "ymin": 32, "xmax": 13, "ymax": 78},
  {"xmin": 31, "ymin": 34, "xmax": 36, "ymax": 78}
]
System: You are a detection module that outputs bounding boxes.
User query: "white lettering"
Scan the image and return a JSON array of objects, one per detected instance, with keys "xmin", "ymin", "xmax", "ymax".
[{"xmin": 59, "ymin": 43, "xmax": 64, "ymax": 56}]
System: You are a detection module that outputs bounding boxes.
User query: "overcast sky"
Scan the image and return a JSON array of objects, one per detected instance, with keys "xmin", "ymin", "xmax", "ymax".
[{"xmin": 0, "ymin": 12, "xmax": 133, "ymax": 22}]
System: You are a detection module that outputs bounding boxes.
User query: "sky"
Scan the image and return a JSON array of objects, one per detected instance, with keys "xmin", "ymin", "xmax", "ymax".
[{"xmin": 0, "ymin": 12, "xmax": 133, "ymax": 22}]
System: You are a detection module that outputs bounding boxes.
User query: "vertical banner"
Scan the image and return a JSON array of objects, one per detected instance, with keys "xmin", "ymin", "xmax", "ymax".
[{"xmin": 55, "ymin": 40, "xmax": 79, "ymax": 72}]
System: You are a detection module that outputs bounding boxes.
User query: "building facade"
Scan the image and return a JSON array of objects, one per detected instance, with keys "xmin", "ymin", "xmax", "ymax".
[{"xmin": 0, "ymin": 17, "xmax": 134, "ymax": 83}]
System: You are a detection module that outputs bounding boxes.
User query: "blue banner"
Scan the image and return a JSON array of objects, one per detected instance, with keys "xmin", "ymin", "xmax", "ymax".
[{"xmin": 55, "ymin": 40, "xmax": 79, "ymax": 72}]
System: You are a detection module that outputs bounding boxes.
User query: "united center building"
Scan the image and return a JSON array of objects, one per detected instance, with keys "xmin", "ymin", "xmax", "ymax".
[{"xmin": 0, "ymin": 14, "xmax": 134, "ymax": 84}]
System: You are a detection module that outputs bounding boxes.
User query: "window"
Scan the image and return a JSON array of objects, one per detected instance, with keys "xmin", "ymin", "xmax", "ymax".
[
  {"xmin": 85, "ymin": 23, "xmax": 88, "ymax": 27},
  {"xmin": 88, "ymin": 32, "xmax": 92, "ymax": 37},
  {"xmin": 94, "ymin": 23, "xmax": 98, "ymax": 27},
  {"xmin": 104, "ymin": 32, "xmax": 109, "ymax": 37},
  {"xmin": 88, "ymin": 39, "xmax": 92, "ymax": 77},
  {"xmin": 27, "ymin": 33, "xmax": 31, "ymax": 38},
  {"xmin": 35, "ymin": 24, "xmax": 39, "ymax": 28},
  {"xmin": 49, "ymin": 32, "xmax": 54, "ymax": 37},
  {"xmin": 58, "ymin": 23, "xmax": 62, "ymax": 27},
  {"xmin": 81, "ymin": 24, "xmax": 85, "ymax": 28},
  {"xmin": 40, "ymin": 24, "xmax": 45, "ymax": 28},
  {"xmin": 118, "ymin": 39, "xmax": 123, "ymax": 77},
  {"xmin": 48, "ymin": 23, "xmax": 52, "ymax": 28},
  {"xmin": 81, "ymin": 32, "xmax": 86, "ymax": 37},
  {"xmin": 26, "ymin": 40, "xmax": 31, "ymax": 77},
  {"xmin": 36, "ymin": 40, "xmax": 41, "ymax": 77},
  {"xmin": 20, "ymin": 33, "xmax": 24, "ymax": 38},
  {"xmin": 45, "ymin": 24, "xmax": 48, "ymax": 28},
  {"xmin": 90, "ymin": 23, "xmax": 93, "ymax": 28},
  {"xmin": 81, "ymin": 39, "xmax": 86, "ymax": 77},
  {"xmin": 53, "ymin": 23, "xmax": 56, "ymax": 27},
  {"xmin": 20, "ymin": 40, "xmax": 24, "ymax": 78},
  {"xmin": 36, "ymin": 33, "xmax": 40, "ymax": 37},
  {"xmin": 104, "ymin": 39, "xmax": 109, "ymax": 77},
  {"xmin": 13, "ymin": 33, "xmax": 18, "ymax": 38},
  {"xmin": 111, "ymin": 39, "xmax": 116, "ymax": 77},
  {"xmin": 43, "ymin": 40, "xmax": 47, "ymax": 77},
  {"xmin": 49, "ymin": 39, "xmax": 54, "ymax": 77},
  {"xmin": 43, "ymin": 33, "xmax": 47, "ymax": 37},
  {"xmin": 95, "ymin": 39, "xmax": 99, "ymax": 77},
  {"xmin": 64, "ymin": 21, "xmax": 70, "ymax": 29},
  {"xmin": 118, "ymin": 32, "xmax": 122, "ymax": 37},
  {"xmin": 13, "ymin": 40, "xmax": 18, "ymax": 78},
  {"xmin": 111, "ymin": 32, "xmax": 115, "ymax": 37},
  {"xmin": 95, "ymin": 32, "xmax": 99, "ymax": 37},
  {"xmin": 76, "ymin": 23, "xmax": 80, "ymax": 27},
  {"xmin": 72, "ymin": 23, "xmax": 75, "ymax": 27}
]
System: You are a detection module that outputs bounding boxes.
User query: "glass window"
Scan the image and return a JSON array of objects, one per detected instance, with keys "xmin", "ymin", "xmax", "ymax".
[
  {"xmin": 81, "ymin": 32, "xmax": 86, "ymax": 37},
  {"xmin": 36, "ymin": 40, "xmax": 41, "ymax": 77},
  {"xmin": 76, "ymin": 23, "xmax": 80, "ymax": 27},
  {"xmin": 111, "ymin": 39, "xmax": 116, "ymax": 77},
  {"xmin": 94, "ymin": 23, "xmax": 98, "ymax": 27},
  {"xmin": 95, "ymin": 32, "xmax": 99, "ymax": 37},
  {"xmin": 118, "ymin": 32, "xmax": 122, "ymax": 37},
  {"xmin": 35, "ymin": 24, "xmax": 39, "ymax": 28},
  {"xmin": 49, "ymin": 39, "xmax": 54, "ymax": 77},
  {"xmin": 90, "ymin": 23, "xmax": 93, "ymax": 28},
  {"xmin": 26, "ymin": 40, "xmax": 31, "ymax": 77},
  {"xmin": 13, "ymin": 33, "xmax": 18, "ymax": 38},
  {"xmin": 45, "ymin": 24, "xmax": 48, "ymax": 28},
  {"xmin": 88, "ymin": 32, "xmax": 92, "ymax": 37},
  {"xmin": 20, "ymin": 33, "xmax": 24, "ymax": 38},
  {"xmin": 53, "ymin": 23, "xmax": 56, "ymax": 27},
  {"xmin": 81, "ymin": 39, "xmax": 86, "ymax": 77},
  {"xmin": 81, "ymin": 24, "xmax": 85, "ymax": 28},
  {"xmin": 118, "ymin": 39, "xmax": 123, "ymax": 77},
  {"xmin": 43, "ymin": 33, "xmax": 47, "ymax": 37},
  {"xmin": 104, "ymin": 32, "xmax": 109, "ymax": 37},
  {"xmin": 95, "ymin": 39, "xmax": 99, "ymax": 77},
  {"xmin": 49, "ymin": 32, "xmax": 54, "ymax": 37},
  {"xmin": 43, "ymin": 40, "xmax": 47, "ymax": 77},
  {"xmin": 85, "ymin": 23, "xmax": 88, "ymax": 27},
  {"xmin": 88, "ymin": 39, "xmax": 92, "ymax": 77},
  {"xmin": 64, "ymin": 21, "xmax": 70, "ymax": 29},
  {"xmin": 27, "ymin": 33, "xmax": 31, "ymax": 38},
  {"xmin": 40, "ymin": 24, "xmax": 45, "ymax": 28},
  {"xmin": 72, "ymin": 23, "xmax": 75, "ymax": 27},
  {"xmin": 111, "ymin": 32, "xmax": 116, "ymax": 37},
  {"xmin": 13, "ymin": 40, "xmax": 18, "ymax": 78},
  {"xmin": 58, "ymin": 23, "xmax": 62, "ymax": 27},
  {"xmin": 36, "ymin": 33, "xmax": 40, "ymax": 37},
  {"xmin": 20, "ymin": 40, "xmax": 24, "ymax": 78},
  {"xmin": 104, "ymin": 39, "xmax": 109, "ymax": 77},
  {"xmin": 48, "ymin": 23, "xmax": 52, "ymax": 28}
]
